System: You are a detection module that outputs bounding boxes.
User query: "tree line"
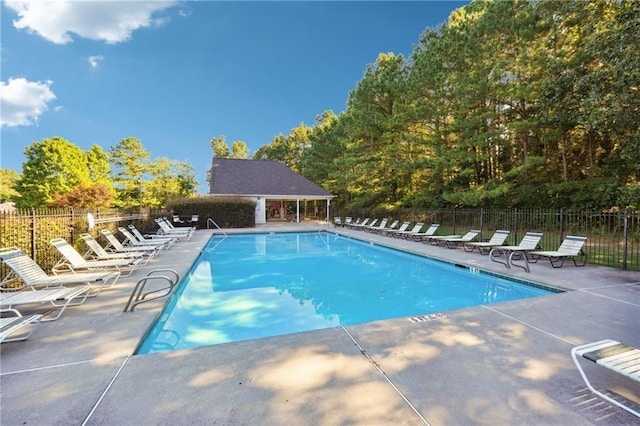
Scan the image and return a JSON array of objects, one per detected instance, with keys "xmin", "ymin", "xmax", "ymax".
[
  {"xmin": 0, "ymin": 137, "xmax": 198, "ymax": 209},
  {"xmin": 3, "ymin": 1, "xmax": 638, "ymax": 212},
  {"xmin": 254, "ymin": 0, "xmax": 640, "ymax": 211}
]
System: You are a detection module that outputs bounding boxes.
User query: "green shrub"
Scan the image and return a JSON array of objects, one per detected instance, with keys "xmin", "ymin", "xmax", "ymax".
[{"xmin": 167, "ymin": 196, "xmax": 255, "ymax": 228}]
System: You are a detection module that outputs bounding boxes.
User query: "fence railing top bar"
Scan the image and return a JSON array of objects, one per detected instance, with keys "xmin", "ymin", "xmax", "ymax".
[{"xmin": 93, "ymin": 215, "xmax": 143, "ymax": 224}]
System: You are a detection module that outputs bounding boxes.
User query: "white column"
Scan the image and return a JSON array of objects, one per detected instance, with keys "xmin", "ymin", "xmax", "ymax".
[
  {"xmin": 296, "ymin": 199, "xmax": 300, "ymax": 223},
  {"xmin": 326, "ymin": 198, "xmax": 330, "ymax": 222},
  {"xmin": 255, "ymin": 197, "xmax": 266, "ymax": 224}
]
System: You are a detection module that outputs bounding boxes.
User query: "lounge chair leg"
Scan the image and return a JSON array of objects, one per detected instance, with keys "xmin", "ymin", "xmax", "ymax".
[
  {"xmin": 490, "ymin": 249, "xmax": 510, "ymax": 268},
  {"xmin": 0, "ymin": 309, "xmax": 43, "ymax": 343},
  {"xmin": 42, "ymin": 291, "xmax": 91, "ymax": 322},
  {"xmin": 549, "ymin": 257, "xmax": 565, "ymax": 268},
  {"xmin": 575, "ymin": 251, "xmax": 588, "ymax": 267},
  {"xmin": 571, "ymin": 344, "xmax": 640, "ymax": 417},
  {"xmin": 508, "ymin": 251, "xmax": 530, "ymax": 273}
]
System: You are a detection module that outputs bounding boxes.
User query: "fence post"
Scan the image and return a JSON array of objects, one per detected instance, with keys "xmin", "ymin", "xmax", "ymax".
[
  {"xmin": 70, "ymin": 207, "xmax": 75, "ymax": 242},
  {"xmin": 30, "ymin": 208, "xmax": 36, "ymax": 260},
  {"xmin": 559, "ymin": 208, "xmax": 564, "ymax": 245},
  {"xmin": 622, "ymin": 209, "xmax": 628, "ymax": 271},
  {"xmin": 453, "ymin": 207, "xmax": 457, "ymax": 234},
  {"xmin": 513, "ymin": 208, "xmax": 518, "ymax": 244}
]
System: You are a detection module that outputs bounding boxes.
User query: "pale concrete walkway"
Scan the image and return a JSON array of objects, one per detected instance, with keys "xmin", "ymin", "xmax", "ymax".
[{"xmin": 1, "ymin": 223, "xmax": 639, "ymax": 425}]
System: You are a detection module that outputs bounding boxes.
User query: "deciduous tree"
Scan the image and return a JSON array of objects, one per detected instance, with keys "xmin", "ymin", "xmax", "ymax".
[
  {"xmin": 253, "ymin": 123, "xmax": 311, "ymax": 171},
  {"xmin": 145, "ymin": 158, "xmax": 197, "ymax": 207},
  {"xmin": 49, "ymin": 183, "xmax": 114, "ymax": 208},
  {"xmin": 230, "ymin": 141, "xmax": 249, "ymax": 159},
  {"xmin": 15, "ymin": 137, "xmax": 92, "ymax": 208},
  {"xmin": 109, "ymin": 137, "xmax": 198, "ymax": 208},
  {"xmin": 210, "ymin": 136, "xmax": 230, "ymax": 158},
  {"xmin": 0, "ymin": 169, "xmax": 20, "ymax": 203}
]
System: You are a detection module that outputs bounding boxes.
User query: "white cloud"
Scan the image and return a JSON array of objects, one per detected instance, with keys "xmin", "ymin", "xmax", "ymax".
[
  {"xmin": 0, "ymin": 77, "xmax": 57, "ymax": 128},
  {"xmin": 4, "ymin": 0, "xmax": 179, "ymax": 44},
  {"xmin": 88, "ymin": 55, "xmax": 104, "ymax": 69}
]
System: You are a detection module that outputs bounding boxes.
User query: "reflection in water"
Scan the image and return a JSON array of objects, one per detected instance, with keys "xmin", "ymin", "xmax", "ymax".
[{"xmin": 137, "ymin": 233, "xmax": 553, "ymax": 354}]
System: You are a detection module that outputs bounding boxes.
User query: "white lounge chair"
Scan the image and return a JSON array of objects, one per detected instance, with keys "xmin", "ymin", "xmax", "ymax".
[
  {"xmin": 370, "ymin": 219, "xmax": 398, "ymax": 234},
  {"xmin": 50, "ymin": 238, "xmax": 141, "ymax": 277},
  {"xmin": 0, "ymin": 246, "xmax": 120, "ymax": 297},
  {"xmin": 385, "ymin": 222, "xmax": 424, "ymax": 238},
  {"xmin": 100, "ymin": 229, "xmax": 162, "ymax": 255},
  {"xmin": 572, "ymin": 339, "xmax": 640, "ymax": 417},
  {"xmin": 489, "ymin": 232, "xmax": 543, "ymax": 272},
  {"xmin": 154, "ymin": 218, "xmax": 193, "ymax": 239},
  {"xmin": 127, "ymin": 225, "xmax": 176, "ymax": 245},
  {"xmin": 0, "ymin": 248, "xmax": 94, "ymax": 321},
  {"xmin": 382, "ymin": 221, "xmax": 411, "ymax": 237},
  {"xmin": 119, "ymin": 227, "xmax": 173, "ymax": 250},
  {"xmin": 426, "ymin": 230, "xmax": 481, "ymax": 248},
  {"xmin": 1, "ymin": 308, "xmax": 42, "ymax": 343},
  {"xmin": 348, "ymin": 217, "xmax": 370, "ymax": 229},
  {"xmin": 365, "ymin": 218, "xmax": 388, "ymax": 233},
  {"xmin": 80, "ymin": 233, "xmax": 151, "ymax": 264},
  {"xmin": 0, "ymin": 287, "xmax": 90, "ymax": 322},
  {"xmin": 353, "ymin": 218, "xmax": 378, "ymax": 231},
  {"xmin": 155, "ymin": 218, "xmax": 193, "ymax": 237},
  {"xmin": 529, "ymin": 235, "xmax": 588, "ymax": 268},
  {"xmin": 463, "ymin": 230, "xmax": 510, "ymax": 254},
  {"xmin": 409, "ymin": 223, "xmax": 440, "ymax": 241},
  {"xmin": 348, "ymin": 218, "xmax": 370, "ymax": 229},
  {"xmin": 163, "ymin": 216, "xmax": 196, "ymax": 231}
]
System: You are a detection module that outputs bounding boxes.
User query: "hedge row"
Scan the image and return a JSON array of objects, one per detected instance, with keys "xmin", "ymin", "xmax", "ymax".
[{"xmin": 167, "ymin": 196, "xmax": 256, "ymax": 228}]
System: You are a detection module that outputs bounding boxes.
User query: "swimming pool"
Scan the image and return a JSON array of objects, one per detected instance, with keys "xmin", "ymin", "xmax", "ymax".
[{"xmin": 136, "ymin": 232, "xmax": 556, "ymax": 354}]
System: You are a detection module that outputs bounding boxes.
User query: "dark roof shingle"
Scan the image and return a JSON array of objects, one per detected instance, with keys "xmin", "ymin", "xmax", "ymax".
[{"xmin": 209, "ymin": 158, "xmax": 333, "ymax": 198}]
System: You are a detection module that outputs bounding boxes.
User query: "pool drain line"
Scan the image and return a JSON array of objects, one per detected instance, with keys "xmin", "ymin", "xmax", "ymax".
[{"xmin": 340, "ymin": 326, "xmax": 431, "ymax": 426}]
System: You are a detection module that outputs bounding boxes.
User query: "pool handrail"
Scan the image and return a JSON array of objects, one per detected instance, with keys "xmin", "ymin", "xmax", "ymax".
[
  {"xmin": 207, "ymin": 218, "xmax": 227, "ymax": 236},
  {"xmin": 123, "ymin": 269, "xmax": 180, "ymax": 312}
]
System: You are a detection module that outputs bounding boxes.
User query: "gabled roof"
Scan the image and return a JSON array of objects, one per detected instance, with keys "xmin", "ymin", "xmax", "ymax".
[{"xmin": 209, "ymin": 158, "xmax": 333, "ymax": 199}]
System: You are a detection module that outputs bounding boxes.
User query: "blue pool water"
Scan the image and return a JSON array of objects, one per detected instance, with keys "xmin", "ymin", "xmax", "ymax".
[{"xmin": 136, "ymin": 232, "xmax": 555, "ymax": 354}]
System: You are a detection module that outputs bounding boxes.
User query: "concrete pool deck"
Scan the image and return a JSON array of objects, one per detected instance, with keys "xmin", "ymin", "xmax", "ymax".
[{"xmin": 1, "ymin": 222, "xmax": 639, "ymax": 425}]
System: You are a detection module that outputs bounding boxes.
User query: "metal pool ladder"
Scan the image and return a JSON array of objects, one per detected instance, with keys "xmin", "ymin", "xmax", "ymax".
[
  {"xmin": 123, "ymin": 269, "xmax": 180, "ymax": 312},
  {"xmin": 207, "ymin": 218, "xmax": 227, "ymax": 236}
]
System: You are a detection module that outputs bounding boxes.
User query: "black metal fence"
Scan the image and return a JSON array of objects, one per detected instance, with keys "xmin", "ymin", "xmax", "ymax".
[
  {"xmin": 2, "ymin": 207, "xmax": 640, "ymax": 278},
  {"xmin": 0, "ymin": 207, "xmax": 166, "ymax": 281},
  {"xmin": 340, "ymin": 208, "xmax": 640, "ymax": 271}
]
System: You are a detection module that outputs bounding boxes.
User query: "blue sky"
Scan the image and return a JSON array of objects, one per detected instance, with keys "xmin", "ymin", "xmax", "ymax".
[{"xmin": 1, "ymin": 1, "xmax": 467, "ymax": 192}]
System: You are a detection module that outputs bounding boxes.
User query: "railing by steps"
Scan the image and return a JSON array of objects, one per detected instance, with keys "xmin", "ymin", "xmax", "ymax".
[
  {"xmin": 207, "ymin": 218, "xmax": 227, "ymax": 236},
  {"xmin": 123, "ymin": 269, "xmax": 180, "ymax": 312}
]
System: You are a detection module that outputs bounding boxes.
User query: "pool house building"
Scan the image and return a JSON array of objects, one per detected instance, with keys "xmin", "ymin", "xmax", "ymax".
[{"xmin": 208, "ymin": 158, "xmax": 334, "ymax": 224}]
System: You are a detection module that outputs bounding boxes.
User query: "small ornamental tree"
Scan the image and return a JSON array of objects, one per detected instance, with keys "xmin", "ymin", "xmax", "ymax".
[{"xmin": 49, "ymin": 183, "xmax": 114, "ymax": 208}]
